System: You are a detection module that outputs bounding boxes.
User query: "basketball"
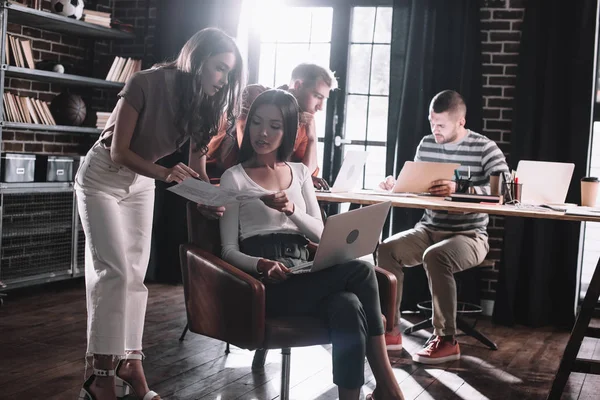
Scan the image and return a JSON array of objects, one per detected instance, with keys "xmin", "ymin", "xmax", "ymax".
[{"xmin": 50, "ymin": 93, "xmax": 87, "ymax": 126}]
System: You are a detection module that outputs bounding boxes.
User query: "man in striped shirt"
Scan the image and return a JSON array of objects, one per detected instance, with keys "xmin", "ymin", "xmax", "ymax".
[{"xmin": 377, "ymin": 90, "xmax": 508, "ymax": 364}]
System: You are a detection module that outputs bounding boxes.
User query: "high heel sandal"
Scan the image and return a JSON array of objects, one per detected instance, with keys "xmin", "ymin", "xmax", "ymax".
[
  {"xmin": 78, "ymin": 367, "xmax": 115, "ymax": 400},
  {"xmin": 114, "ymin": 352, "xmax": 159, "ymax": 400}
]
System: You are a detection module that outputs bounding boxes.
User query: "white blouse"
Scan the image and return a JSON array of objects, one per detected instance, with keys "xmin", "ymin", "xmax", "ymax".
[{"xmin": 219, "ymin": 163, "xmax": 324, "ymax": 273}]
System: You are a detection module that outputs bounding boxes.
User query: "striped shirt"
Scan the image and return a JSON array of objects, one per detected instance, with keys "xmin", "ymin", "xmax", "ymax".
[{"xmin": 415, "ymin": 130, "xmax": 508, "ymax": 233}]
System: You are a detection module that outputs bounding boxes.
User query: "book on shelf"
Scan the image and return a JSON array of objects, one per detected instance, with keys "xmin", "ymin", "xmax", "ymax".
[
  {"xmin": 2, "ymin": 92, "xmax": 55, "ymax": 126},
  {"xmin": 106, "ymin": 57, "xmax": 142, "ymax": 82},
  {"xmin": 83, "ymin": 11, "xmax": 112, "ymax": 28},
  {"xmin": 6, "ymin": 34, "xmax": 35, "ymax": 69},
  {"xmin": 8, "ymin": 0, "xmax": 48, "ymax": 10},
  {"xmin": 96, "ymin": 111, "xmax": 111, "ymax": 129}
]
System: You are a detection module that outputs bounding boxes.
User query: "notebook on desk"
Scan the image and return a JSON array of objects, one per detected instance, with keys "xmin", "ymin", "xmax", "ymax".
[{"xmin": 446, "ymin": 193, "xmax": 502, "ymax": 203}]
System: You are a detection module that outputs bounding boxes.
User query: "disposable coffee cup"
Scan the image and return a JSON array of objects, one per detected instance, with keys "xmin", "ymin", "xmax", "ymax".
[{"xmin": 581, "ymin": 177, "xmax": 599, "ymax": 207}]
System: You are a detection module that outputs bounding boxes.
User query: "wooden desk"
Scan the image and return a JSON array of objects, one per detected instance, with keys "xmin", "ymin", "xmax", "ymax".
[
  {"xmin": 316, "ymin": 191, "xmax": 600, "ymax": 400},
  {"xmin": 316, "ymin": 191, "xmax": 600, "ymax": 223}
]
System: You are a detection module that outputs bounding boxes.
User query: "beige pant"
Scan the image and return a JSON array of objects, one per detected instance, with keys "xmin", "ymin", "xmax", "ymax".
[
  {"xmin": 377, "ymin": 224, "xmax": 489, "ymax": 336},
  {"xmin": 75, "ymin": 143, "xmax": 155, "ymax": 355}
]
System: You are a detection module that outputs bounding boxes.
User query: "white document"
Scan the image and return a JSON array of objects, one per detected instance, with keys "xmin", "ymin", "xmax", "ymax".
[
  {"xmin": 565, "ymin": 206, "xmax": 600, "ymax": 217},
  {"xmin": 167, "ymin": 178, "xmax": 266, "ymax": 206}
]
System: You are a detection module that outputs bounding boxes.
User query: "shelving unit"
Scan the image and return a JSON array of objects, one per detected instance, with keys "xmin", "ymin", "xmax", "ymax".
[
  {"xmin": 0, "ymin": 1, "xmax": 133, "ymax": 289},
  {"xmin": 6, "ymin": 3, "xmax": 133, "ymax": 39},
  {"xmin": 0, "ymin": 182, "xmax": 76, "ymax": 289},
  {"xmin": 4, "ymin": 66, "xmax": 125, "ymax": 89},
  {"xmin": 2, "ymin": 121, "xmax": 102, "ymax": 134}
]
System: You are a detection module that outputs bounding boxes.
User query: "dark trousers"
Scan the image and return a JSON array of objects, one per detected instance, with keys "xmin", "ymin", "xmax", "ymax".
[{"xmin": 240, "ymin": 234, "xmax": 385, "ymax": 389}]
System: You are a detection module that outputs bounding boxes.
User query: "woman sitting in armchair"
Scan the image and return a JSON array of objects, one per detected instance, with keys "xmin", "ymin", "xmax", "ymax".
[{"xmin": 219, "ymin": 89, "xmax": 404, "ymax": 400}]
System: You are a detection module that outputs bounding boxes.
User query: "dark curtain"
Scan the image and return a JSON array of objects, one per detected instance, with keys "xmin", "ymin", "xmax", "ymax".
[
  {"xmin": 385, "ymin": 0, "xmax": 483, "ymax": 309},
  {"xmin": 493, "ymin": 0, "xmax": 597, "ymax": 327},
  {"xmin": 146, "ymin": 0, "xmax": 242, "ymax": 283},
  {"xmin": 386, "ymin": 0, "xmax": 483, "ymax": 235}
]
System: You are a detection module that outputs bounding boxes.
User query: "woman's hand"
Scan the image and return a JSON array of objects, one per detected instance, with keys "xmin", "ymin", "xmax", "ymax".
[
  {"xmin": 162, "ymin": 162, "xmax": 200, "ymax": 183},
  {"xmin": 260, "ymin": 191, "xmax": 295, "ymax": 216},
  {"xmin": 197, "ymin": 204, "xmax": 226, "ymax": 219},
  {"xmin": 257, "ymin": 259, "xmax": 289, "ymax": 282}
]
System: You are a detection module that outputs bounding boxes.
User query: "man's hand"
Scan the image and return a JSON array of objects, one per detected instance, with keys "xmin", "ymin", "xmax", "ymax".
[
  {"xmin": 257, "ymin": 258, "xmax": 290, "ymax": 282},
  {"xmin": 379, "ymin": 175, "xmax": 396, "ymax": 191},
  {"xmin": 300, "ymin": 112, "xmax": 317, "ymax": 141},
  {"xmin": 312, "ymin": 176, "xmax": 330, "ymax": 191},
  {"xmin": 197, "ymin": 204, "xmax": 226, "ymax": 219},
  {"xmin": 429, "ymin": 180, "xmax": 456, "ymax": 197},
  {"xmin": 261, "ymin": 191, "xmax": 295, "ymax": 216}
]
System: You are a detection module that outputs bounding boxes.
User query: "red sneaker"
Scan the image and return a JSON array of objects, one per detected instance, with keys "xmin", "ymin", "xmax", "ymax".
[
  {"xmin": 412, "ymin": 336, "xmax": 460, "ymax": 364},
  {"xmin": 385, "ymin": 328, "xmax": 403, "ymax": 351}
]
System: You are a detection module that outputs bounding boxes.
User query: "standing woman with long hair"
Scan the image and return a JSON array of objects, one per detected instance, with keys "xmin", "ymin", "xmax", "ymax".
[{"xmin": 76, "ymin": 28, "xmax": 243, "ymax": 400}]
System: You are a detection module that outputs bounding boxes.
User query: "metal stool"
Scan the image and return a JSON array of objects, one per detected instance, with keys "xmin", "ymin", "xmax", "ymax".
[{"xmin": 403, "ymin": 265, "xmax": 498, "ymax": 350}]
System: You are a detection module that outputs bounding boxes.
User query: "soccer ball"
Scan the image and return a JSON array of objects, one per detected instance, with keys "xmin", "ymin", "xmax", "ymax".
[{"xmin": 50, "ymin": 0, "xmax": 84, "ymax": 20}]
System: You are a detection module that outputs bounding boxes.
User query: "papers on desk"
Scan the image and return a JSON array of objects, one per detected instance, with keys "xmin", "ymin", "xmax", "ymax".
[
  {"xmin": 357, "ymin": 189, "xmax": 427, "ymax": 197},
  {"xmin": 167, "ymin": 178, "xmax": 266, "ymax": 206},
  {"xmin": 564, "ymin": 206, "xmax": 600, "ymax": 217}
]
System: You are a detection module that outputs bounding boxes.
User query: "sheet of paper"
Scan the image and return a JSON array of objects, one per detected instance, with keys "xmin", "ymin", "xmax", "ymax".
[
  {"xmin": 565, "ymin": 206, "xmax": 600, "ymax": 217},
  {"xmin": 167, "ymin": 178, "xmax": 266, "ymax": 206}
]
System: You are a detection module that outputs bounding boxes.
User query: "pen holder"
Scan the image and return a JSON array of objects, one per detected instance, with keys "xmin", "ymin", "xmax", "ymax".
[
  {"xmin": 502, "ymin": 182, "xmax": 523, "ymax": 204},
  {"xmin": 456, "ymin": 178, "xmax": 473, "ymax": 194}
]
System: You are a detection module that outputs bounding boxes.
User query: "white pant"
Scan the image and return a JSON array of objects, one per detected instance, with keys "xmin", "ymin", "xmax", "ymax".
[{"xmin": 75, "ymin": 143, "xmax": 155, "ymax": 356}]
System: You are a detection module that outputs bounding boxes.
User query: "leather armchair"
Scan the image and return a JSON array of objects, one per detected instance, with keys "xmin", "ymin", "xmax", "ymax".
[{"xmin": 179, "ymin": 202, "xmax": 397, "ymax": 399}]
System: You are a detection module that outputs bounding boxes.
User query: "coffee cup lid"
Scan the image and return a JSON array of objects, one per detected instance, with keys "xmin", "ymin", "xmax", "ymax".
[{"xmin": 581, "ymin": 177, "xmax": 599, "ymax": 182}]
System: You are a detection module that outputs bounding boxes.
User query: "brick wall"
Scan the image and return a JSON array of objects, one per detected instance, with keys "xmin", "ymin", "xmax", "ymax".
[
  {"xmin": 2, "ymin": 0, "xmax": 157, "ymax": 155},
  {"xmin": 480, "ymin": 0, "xmax": 526, "ymax": 300},
  {"xmin": 3, "ymin": 0, "xmax": 526, "ymax": 300}
]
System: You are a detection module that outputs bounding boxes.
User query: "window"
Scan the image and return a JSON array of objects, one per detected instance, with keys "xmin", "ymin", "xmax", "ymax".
[
  {"xmin": 243, "ymin": 2, "xmax": 393, "ymax": 189},
  {"xmin": 253, "ymin": 6, "xmax": 332, "ymax": 179},
  {"xmin": 344, "ymin": 6, "xmax": 392, "ymax": 189}
]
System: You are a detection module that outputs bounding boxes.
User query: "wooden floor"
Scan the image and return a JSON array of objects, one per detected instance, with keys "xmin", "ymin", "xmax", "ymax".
[{"xmin": 1, "ymin": 281, "xmax": 599, "ymax": 400}]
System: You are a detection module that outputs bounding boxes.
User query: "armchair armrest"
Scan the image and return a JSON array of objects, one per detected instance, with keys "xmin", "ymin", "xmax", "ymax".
[
  {"xmin": 179, "ymin": 243, "xmax": 266, "ymax": 350},
  {"xmin": 307, "ymin": 241, "xmax": 318, "ymax": 260},
  {"xmin": 375, "ymin": 266, "xmax": 397, "ymax": 332}
]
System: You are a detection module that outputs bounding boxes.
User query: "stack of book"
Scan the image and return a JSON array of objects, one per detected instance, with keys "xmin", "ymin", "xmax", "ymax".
[
  {"xmin": 96, "ymin": 111, "xmax": 111, "ymax": 129},
  {"xmin": 3, "ymin": 93, "xmax": 56, "ymax": 125},
  {"xmin": 105, "ymin": 57, "xmax": 142, "ymax": 82},
  {"xmin": 5, "ymin": 34, "xmax": 35, "ymax": 69},
  {"xmin": 83, "ymin": 10, "xmax": 111, "ymax": 28}
]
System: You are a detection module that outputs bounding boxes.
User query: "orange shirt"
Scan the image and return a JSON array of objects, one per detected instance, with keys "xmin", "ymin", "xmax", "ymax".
[{"xmin": 205, "ymin": 84, "xmax": 318, "ymax": 182}]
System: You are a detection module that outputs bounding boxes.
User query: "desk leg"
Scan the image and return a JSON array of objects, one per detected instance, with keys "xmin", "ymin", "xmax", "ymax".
[{"xmin": 547, "ymin": 256, "xmax": 600, "ymax": 399}]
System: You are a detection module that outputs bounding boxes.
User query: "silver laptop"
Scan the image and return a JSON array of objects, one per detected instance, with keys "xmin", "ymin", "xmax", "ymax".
[
  {"xmin": 516, "ymin": 160, "xmax": 575, "ymax": 205},
  {"xmin": 318, "ymin": 150, "xmax": 369, "ymax": 193},
  {"xmin": 388, "ymin": 161, "xmax": 460, "ymax": 194},
  {"xmin": 288, "ymin": 201, "xmax": 392, "ymax": 274}
]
